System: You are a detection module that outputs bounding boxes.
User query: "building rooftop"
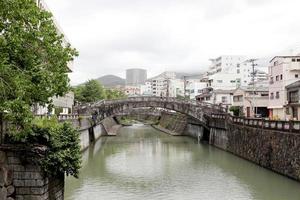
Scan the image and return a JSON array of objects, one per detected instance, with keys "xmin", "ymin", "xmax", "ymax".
[{"xmin": 269, "ymin": 55, "xmax": 300, "ymax": 63}]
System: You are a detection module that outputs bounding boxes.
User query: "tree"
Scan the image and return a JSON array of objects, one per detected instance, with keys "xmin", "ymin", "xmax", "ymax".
[
  {"xmin": 0, "ymin": 0, "xmax": 78, "ymax": 131},
  {"xmin": 74, "ymin": 80, "xmax": 106, "ymax": 103}
]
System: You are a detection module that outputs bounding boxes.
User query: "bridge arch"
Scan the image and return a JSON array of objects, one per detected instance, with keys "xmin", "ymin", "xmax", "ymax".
[{"xmin": 80, "ymin": 97, "xmax": 226, "ymax": 128}]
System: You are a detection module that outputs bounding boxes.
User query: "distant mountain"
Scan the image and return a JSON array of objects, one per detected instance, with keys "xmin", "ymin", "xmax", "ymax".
[{"xmin": 96, "ymin": 75, "xmax": 125, "ymax": 87}]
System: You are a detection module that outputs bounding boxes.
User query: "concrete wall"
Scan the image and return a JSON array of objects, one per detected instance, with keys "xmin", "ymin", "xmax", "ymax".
[
  {"xmin": 159, "ymin": 112, "xmax": 187, "ymax": 135},
  {"xmin": 0, "ymin": 147, "xmax": 64, "ymax": 200},
  {"xmin": 209, "ymin": 118, "xmax": 300, "ymax": 181}
]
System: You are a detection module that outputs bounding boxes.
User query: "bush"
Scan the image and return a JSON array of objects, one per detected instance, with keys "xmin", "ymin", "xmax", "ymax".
[{"xmin": 10, "ymin": 117, "xmax": 82, "ymax": 178}]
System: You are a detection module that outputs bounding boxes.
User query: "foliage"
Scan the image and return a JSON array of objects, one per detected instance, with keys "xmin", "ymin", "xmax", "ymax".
[
  {"xmin": 0, "ymin": 0, "xmax": 79, "ymax": 177},
  {"xmin": 11, "ymin": 117, "xmax": 82, "ymax": 178},
  {"xmin": 105, "ymin": 88, "xmax": 126, "ymax": 100},
  {"xmin": 0, "ymin": 0, "xmax": 78, "ymax": 130},
  {"xmin": 73, "ymin": 79, "xmax": 126, "ymax": 103},
  {"xmin": 229, "ymin": 106, "xmax": 241, "ymax": 116}
]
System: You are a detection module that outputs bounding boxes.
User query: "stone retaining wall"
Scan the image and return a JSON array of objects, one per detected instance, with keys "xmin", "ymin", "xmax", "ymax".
[
  {"xmin": 209, "ymin": 118, "xmax": 300, "ymax": 181},
  {"xmin": 159, "ymin": 112, "xmax": 187, "ymax": 135},
  {"xmin": 0, "ymin": 146, "xmax": 64, "ymax": 200}
]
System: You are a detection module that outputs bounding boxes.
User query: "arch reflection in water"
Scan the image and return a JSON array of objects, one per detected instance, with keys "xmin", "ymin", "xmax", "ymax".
[{"xmin": 65, "ymin": 125, "xmax": 300, "ymax": 200}]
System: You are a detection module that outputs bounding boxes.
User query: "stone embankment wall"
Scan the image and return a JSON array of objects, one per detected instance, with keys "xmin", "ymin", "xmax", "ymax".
[
  {"xmin": 77, "ymin": 117, "xmax": 120, "ymax": 150},
  {"xmin": 209, "ymin": 118, "xmax": 300, "ymax": 181},
  {"xmin": 0, "ymin": 146, "xmax": 64, "ymax": 200},
  {"xmin": 158, "ymin": 112, "xmax": 187, "ymax": 135}
]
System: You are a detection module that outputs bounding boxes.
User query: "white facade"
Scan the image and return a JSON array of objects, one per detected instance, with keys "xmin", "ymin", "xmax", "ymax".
[
  {"xmin": 150, "ymin": 72, "xmax": 176, "ymax": 97},
  {"xmin": 268, "ymin": 56, "xmax": 300, "ymax": 120},
  {"xmin": 186, "ymin": 80, "xmax": 207, "ymax": 100},
  {"xmin": 169, "ymin": 79, "xmax": 184, "ymax": 98},
  {"xmin": 208, "ymin": 55, "xmax": 246, "ymax": 75},
  {"xmin": 140, "ymin": 81, "xmax": 152, "ymax": 96}
]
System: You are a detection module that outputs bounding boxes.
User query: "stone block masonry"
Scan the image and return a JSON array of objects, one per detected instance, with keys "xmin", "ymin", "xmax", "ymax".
[
  {"xmin": 209, "ymin": 118, "xmax": 300, "ymax": 181},
  {"xmin": 0, "ymin": 146, "xmax": 64, "ymax": 200}
]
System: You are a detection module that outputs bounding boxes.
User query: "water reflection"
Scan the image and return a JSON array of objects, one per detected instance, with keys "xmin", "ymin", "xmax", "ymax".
[{"xmin": 65, "ymin": 125, "xmax": 300, "ymax": 200}]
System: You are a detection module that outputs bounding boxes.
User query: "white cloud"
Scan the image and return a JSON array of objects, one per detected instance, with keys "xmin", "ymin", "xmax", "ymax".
[{"xmin": 45, "ymin": 0, "xmax": 300, "ymax": 85}]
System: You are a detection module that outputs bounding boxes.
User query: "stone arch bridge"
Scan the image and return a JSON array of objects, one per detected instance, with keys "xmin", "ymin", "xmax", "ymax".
[{"xmin": 78, "ymin": 97, "xmax": 227, "ymax": 127}]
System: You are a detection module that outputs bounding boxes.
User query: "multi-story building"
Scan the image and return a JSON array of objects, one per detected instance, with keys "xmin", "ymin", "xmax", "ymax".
[
  {"xmin": 207, "ymin": 55, "xmax": 246, "ymax": 75},
  {"xmin": 140, "ymin": 81, "xmax": 152, "ymax": 96},
  {"xmin": 149, "ymin": 72, "xmax": 176, "ymax": 97},
  {"xmin": 268, "ymin": 56, "xmax": 300, "ymax": 120},
  {"xmin": 126, "ymin": 68, "xmax": 147, "ymax": 86},
  {"xmin": 186, "ymin": 80, "xmax": 207, "ymax": 100},
  {"xmin": 232, "ymin": 87, "xmax": 269, "ymax": 117}
]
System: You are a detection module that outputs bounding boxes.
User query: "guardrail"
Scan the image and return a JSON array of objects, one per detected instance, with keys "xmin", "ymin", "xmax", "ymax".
[{"xmin": 211, "ymin": 113, "xmax": 300, "ymax": 133}]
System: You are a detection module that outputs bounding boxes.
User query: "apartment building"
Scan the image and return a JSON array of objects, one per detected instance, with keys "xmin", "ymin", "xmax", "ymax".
[
  {"xmin": 149, "ymin": 72, "xmax": 176, "ymax": 97},
  {"xmin": 286, "ymin": 80, "xmax": 300, "ymax": 120},
  {"xmin": 268, "ymin": 56, "xmax": 300, "ymax": 120}
]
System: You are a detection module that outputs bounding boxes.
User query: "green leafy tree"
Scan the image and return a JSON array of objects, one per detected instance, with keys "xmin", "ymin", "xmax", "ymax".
[
  {"xmin": 0, "ymin": 0, "xmax": 78, "ymax": 129},
  {"xmin": 74, "ymin": 80, "xmax": 106, "ymax": 103},
  {"xmin": 0, "ymin": 0, "xmax": 80, "ymax": 177}
]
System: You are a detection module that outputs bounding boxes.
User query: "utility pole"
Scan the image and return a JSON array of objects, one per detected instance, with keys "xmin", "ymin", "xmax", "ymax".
[
  {"xmin": 248, "ymin": 59, "xmax": 258, "ymax": 117},
  {"xmin": 183, "ymin": 76, "xmax": 187, "ymax": 98}
]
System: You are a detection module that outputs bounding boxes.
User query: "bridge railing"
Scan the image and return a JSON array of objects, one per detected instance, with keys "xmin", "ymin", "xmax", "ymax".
[{"xmin": 211, "ymin": 113, "xmax": 300, "ymax": 133}]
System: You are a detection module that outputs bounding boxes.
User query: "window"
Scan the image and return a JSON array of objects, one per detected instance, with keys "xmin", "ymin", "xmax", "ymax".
[
  {"xmin": 295, "ymin": 74, "xmax": 299, "ymax": 78},
  {"xmin": 217, "ymin": 80, "xmax": 223, "ymax": 83},
  {"xmin": 297, "ymin": 59, "xmax": 300, "ymax": 62},
  {"xmin": 237, "ymin": 64, "xmax": 240, "ymax": 68},
  {"xmin": 221, "ymin": 96, "xmax": 227, "ymax": 103},
  {"xmin": 270, "ymin": 93, "xmax": 274, "ymax": 99},
  {"xmin": 280, "ymin": 74, "xmax": 283, "ymax": 80},
  {"xmin": 230, "ymin": 80, "xmax": 236, "ymax": 83},
  {"xmin": 237, "ymin": 69, "xmax": 240, "ymax": 74},
  {"xmin": 270, "ymin": 77, "xmax": 274, "ymax": 84},
  {"xmin": 276, "ymin": 92, "xmax": 280, "ymax": 99},
  {"xmin": 292, "ymin": 58, "xmax": 296, "ymax": 62},
  {"xmin": 261, "ymin": 93, "xmax": 269, "ymax": 97},
  {"xmin": 274, "ymin": 61, "xmax": 279, "ymax": 65}
]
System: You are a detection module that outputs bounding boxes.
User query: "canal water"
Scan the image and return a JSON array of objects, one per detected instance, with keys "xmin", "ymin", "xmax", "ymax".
[{"xmin": 65, "ymin": 124, "xmax": 300, "ymax": 200}]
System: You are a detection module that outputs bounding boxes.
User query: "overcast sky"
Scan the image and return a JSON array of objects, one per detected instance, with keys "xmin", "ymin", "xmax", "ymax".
[{"xmin": 45, "ymin": 0, "xmax": 300, "ymax": 85}]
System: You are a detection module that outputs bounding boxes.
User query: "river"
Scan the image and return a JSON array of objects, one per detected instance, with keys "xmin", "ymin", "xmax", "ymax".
[{"xmin": 65, "ymin": 124, "xmax": 300, "ymax": 200}]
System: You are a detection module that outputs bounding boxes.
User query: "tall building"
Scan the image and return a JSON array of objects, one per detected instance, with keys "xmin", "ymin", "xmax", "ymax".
[{"xmin": 126, "ymin": 68, "xmax": 147, "ymax": 86}]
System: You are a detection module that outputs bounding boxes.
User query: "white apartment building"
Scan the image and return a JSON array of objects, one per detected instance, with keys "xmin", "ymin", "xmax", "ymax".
[
  {"xmin": 149, "ymin": 72, "xmax": 176, "ymax": 97},
  {"xmin": 268, "ymin": 56, "xmax": 300, "ymax": 120},
  {"xmin": 207, "ymin": 55, "xmax": 247, "ymax": 75}
]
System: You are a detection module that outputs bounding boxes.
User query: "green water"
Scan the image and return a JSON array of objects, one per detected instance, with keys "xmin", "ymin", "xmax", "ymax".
[{"xmin": 65, "ymin": 124, "xmax": 300, "ymax": 200}]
